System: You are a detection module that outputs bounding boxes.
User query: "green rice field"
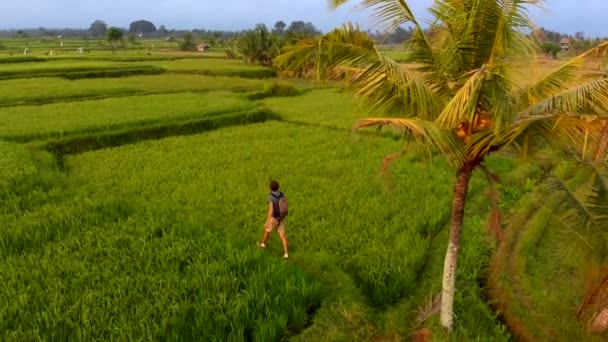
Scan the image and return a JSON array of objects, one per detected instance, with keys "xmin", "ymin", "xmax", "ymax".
[{"xmin": 0, "ymin": 41, "xmax": 536, "ymax": 341}]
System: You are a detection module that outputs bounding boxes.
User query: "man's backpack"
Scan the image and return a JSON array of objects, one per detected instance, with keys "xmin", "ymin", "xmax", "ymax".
[{"xmin": 271, "ymin": 192, "xmax": 289, "ymax": 220}]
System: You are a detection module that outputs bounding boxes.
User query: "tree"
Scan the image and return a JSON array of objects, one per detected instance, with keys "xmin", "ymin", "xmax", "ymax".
[
  {"xmin": 546, "ymin": 121, "xmax": 608, "ymax": 334},
  {"xmin": 129, "ymin": 20, "xmax": 157, "ymax": 35},
  {"xmin": 575, "ymin": 31, "xmax": 586, "ymax": 41},
  {"xmin": 179, "ymin": 32, "xmax": 197, "ymax": 51},
  {"xmin": 285, "ymin": 21, "xmax": 321, "ymax": 41},
  {"xmin": 387, "ymin": 26, "xmax": 414, "ymax": 44},
  {"xmin": 106, "ymin": 27, "xmax": 123, "ymax": 51},
  {"xmin": 541, "ymin": 41, "xmax": 562, "ymax": 59},
  {"xmin": 273, "ymin": 21, "xmax": 287, "ymax": 36},
  {"xmin": 239, "ymin": 24, "xmax": 279, "ymax": 66},
  {"xmin": 276, "ymin": 0, "xmax": 608, "ymax": 332},
  {"xmin": 15, "ymin": 30, "xmax": 29, "ymax": 38},
  {"xmin": 89, "ymin": 20, "xmax": 107, "ymax": 38},
  {"xmin": 537, "ymin": 27, "xmax": 563, "ymax": 43}
]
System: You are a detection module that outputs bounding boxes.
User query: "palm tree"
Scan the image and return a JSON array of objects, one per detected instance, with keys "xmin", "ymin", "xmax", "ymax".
[
  {"xmin": 275, "ymin": 0, "xmax": 608, "ymax": 331},
  {"xmin": 239, "ymin": 24, "xmax": 280, "ymax": 67},
  {"xmin": 546, "ymin": 124, "xmax": 608, "ymax": 334}
]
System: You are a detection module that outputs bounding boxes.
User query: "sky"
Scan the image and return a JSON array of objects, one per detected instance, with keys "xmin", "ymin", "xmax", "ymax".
[{"xmin": 1, "ymin": 0, "xmax": 608, "ymax": 37}]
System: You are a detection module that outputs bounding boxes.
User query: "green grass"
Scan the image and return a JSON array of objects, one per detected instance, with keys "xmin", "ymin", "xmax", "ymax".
[
  {"xmin": 0, "ymin": 59, "xmax": 130, "ymax": 72},
  {"xmin": 0, "ymin": 141, "xmax": 36, "ymax": 187},
  {"xmin": 248, "ymin": 81, "xmax": 300, "ymax": 100},
  {"xmin": 381, "ymin": 49, "xmax": 412, "ymax": 63},
  {"xmin": 0, "ymin": 60, "xmax": 164, "ymax": 80},
  {"xmin": 0, "ymin": 51, "xmax": 515, "ymax": 340},
  {"xmin": 55, "ymin": 120, "xmax": 507, "ymax": 340},
  {"xmin": 0, "ymin": 38, "xmax": 179, "ymax": 54},
  {"xmin": 261, "ymin": 88, "xmax": 363, "ymax": 129},
  {"xmin": 60, "ymin": 121, "xmax": 452, "ymax": 337},
  {"xmin": 154, "ymin": 58, "xmax": 276, "ymax": 78},
  {"xmin": 0, "ymin": 92, "xmax": 253, "ymax": 141},
  {"xmin": 0, "ymin": 56, "xmax": 274, "ymax": 80},
  {"xmin": 0, "ymin": 195, "xmax": 321, "ymax": 341},
  {"xmin": 43, "ymin": 109, "xmax": 277, "ymax": 155},
  {"xmin": 0, "ymin": 74, "xmax": 268, "ymax": 107}
]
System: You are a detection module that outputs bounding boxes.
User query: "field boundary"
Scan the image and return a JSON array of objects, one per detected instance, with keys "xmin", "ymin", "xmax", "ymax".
[
  {"xmin": 169, "ymin": 69, "xmax": 277, "ymax": 79},
  {"xmin": 0, "ymin": 65, "xmax": 165, "ymax": 80},
  {"xmin": 0, "ymin": 54, "xmax": 227, "ymax": 64},
  {"xmin": 0, "ymin": 87, "xmax": 260, "ymax": 108},
  {"xmin": 40, "ymin": 108, "xmax": 279, "ymax": 157}
]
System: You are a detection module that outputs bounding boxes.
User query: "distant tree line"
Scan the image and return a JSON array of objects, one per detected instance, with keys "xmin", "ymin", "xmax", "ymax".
[{"xmin": 536, "ymin": 27, "xmax": 608, "ymax": 56}]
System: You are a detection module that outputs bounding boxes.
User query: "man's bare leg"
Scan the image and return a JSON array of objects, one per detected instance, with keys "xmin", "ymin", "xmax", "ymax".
[
  {"xmin": 279, "ymin": 231, "xmax": 288, "ymax": 258},
  {"xmin": 259, "ymin": 230, "xmax": 271, "ymax": 248}
]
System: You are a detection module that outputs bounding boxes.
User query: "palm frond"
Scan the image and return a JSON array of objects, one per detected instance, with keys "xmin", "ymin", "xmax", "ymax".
[
  {"xmin": 521, "ymin": 79, "xmax": 608, "ymax": 117},
  {"xmin": 277, "ymin": 24, "xmax": 443, "ymax": 119},
  {"xmin": 435, "ymin": 66, "xmax": 489, "ymax": 128},
  {"xmin": 406, "ymin": 26, "xmax": 450, "ymax": 96},
  {"xmin": 589, "ymin": 166, "xmax": 608, "ymax": 227},
  {"xmin": 352, "ymin": 54, "xmax": 444, "ymax": 118},
  {"xmin": 467, "ymin": 114, "xmax": 605, "ymax": 159},
  {"xmin": 547, "ymin": 164, "xmax": 608, "ymax": 261},
  {"xmin": 275, "ymin": 23, "xmax": 377, "ymax": 80},
  {"xmin": 546, "ymin": 173, "xmax": 598, "ymax": 233},
  {"xmin": 427, "ymin": 0, "xmax": 536, "ymax": 73},
  {"xmin": 593, "ymin": 121, "xmax": 608, "ymax": 162},
  {"xmin": 332, "ymin": 0, "xmax": 422, "ymax": 31},
  {"xmin": 332, "ymin": 1, "xmax": 448, "ymax": 96},
  {"xmin": 354, "ymin": 117, "xmax": 467, "ymax": 167},
  {"xmin": 520, "ymin": 41, "xmax": 608, "ymax": 111},
  {"xmin": 489, "ymin": 0, "xmax": 540, "ymax": 62}
]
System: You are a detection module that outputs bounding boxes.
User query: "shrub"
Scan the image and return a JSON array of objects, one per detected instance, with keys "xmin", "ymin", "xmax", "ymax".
[
  {"xmin": 180, "ymin": 33, "xmax": 197, "ymax": 51},
  {"xmin": 541, "ymin": 42, "xmax": 562, "ymax": 59},
  {"xmin": 249, "ymin": 81, "xmax": 299, "ymax": 100}
]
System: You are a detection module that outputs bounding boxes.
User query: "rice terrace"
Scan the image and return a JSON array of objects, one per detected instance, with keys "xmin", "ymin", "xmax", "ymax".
[{"xmin": 2, "ymin": 0, "xmax": 608, "ymax": 341}]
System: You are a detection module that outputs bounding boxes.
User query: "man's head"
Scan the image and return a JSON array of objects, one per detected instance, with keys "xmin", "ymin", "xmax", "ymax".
[{"xmin": 269, "ymin": 180, "xmax": 280, "ymax": 192}]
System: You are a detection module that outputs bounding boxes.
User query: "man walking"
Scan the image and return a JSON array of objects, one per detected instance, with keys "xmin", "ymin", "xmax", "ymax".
[{"xmin": 258, "ymin": 180, "xmax": 289, "ymax": 259}]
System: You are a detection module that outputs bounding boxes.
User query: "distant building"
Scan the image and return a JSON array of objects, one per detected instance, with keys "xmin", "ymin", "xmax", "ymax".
[
  {"xmin": 560, "ymin": 37, "xmax": 571, "ymax": 51},
  {"xmin": 197, "ymin": 44, "xmax": 210, "ymax": 52}
]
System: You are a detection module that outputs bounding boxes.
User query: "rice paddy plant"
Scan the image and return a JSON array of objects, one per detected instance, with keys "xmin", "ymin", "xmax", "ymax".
[
  {"xmin": 0, "ymin": 75, "xmax": 268, "ymax": 107},
  {"xmin": 248, "ymin": 81, "xmax": 300, "ymax": 100},
  {"xmin": 0, "ymin": 206, "xmax": 321, "ymax": 341},
  {"xmin": 0, "ymin": 60, "xmax": 119, "ymax": 72},
  {"xmin": 0, "ymin": 55, "xmax": 514, "ymax": 339},
  {"xmin": 261, "ymin": 88, "xmax": 363, "ymax": 129},
  {"xmin": 0, "ymin": 140, "xmax": 36, "ymax": 187},
  {"xmin": 43, "ymin": 109, "xmax": 277, "ymax": 155},
  {"xmin": 0, "ymin": 92, "xmax": 254, "ymax": 141},
  {"xmin": 154, "ymin": 58, "xmax": 276, "ymax": 78},
  {"xmin": 0, "ymin": 59, "xmax": 164, "ymax": 80},
  {"xmin": 65, "ymin": 122, "xmax": 455, "ymax": 309}
]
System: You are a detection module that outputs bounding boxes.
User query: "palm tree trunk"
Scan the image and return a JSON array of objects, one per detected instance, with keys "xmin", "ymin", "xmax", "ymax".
[
  {"xmin": 578, "ymin": 271, "xmax": 608, "ymax": 319},
  {"xmin": 590, "ymin": 307, "xmax": 608, "ymax": 334},
  {"xmin": 440, "ymin": 165, "xmax": 474, "ymax": 331}
]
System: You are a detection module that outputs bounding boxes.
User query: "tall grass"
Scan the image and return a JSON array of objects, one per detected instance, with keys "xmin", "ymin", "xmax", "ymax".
[
  {"xmin": 60, "ymin": 121, "xmax": 508, "ymax": 339},
  {"xmin": 0, "ymin": 59, "xmax": 165, "ymax": 80},
  {"xmin": 0, "ymin": 75, "xmax": 269, "ymax": 107},
  {"xmin": 0, "ymin": 140, "xmax": 36, "ymax": 187},
  {"xmin": 0, "ymin": 54, "xmax": 516, "ymax": 340},
  {"xmin": 0, "ymin": 92, "xmax": 254, "ymax": 141}
]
